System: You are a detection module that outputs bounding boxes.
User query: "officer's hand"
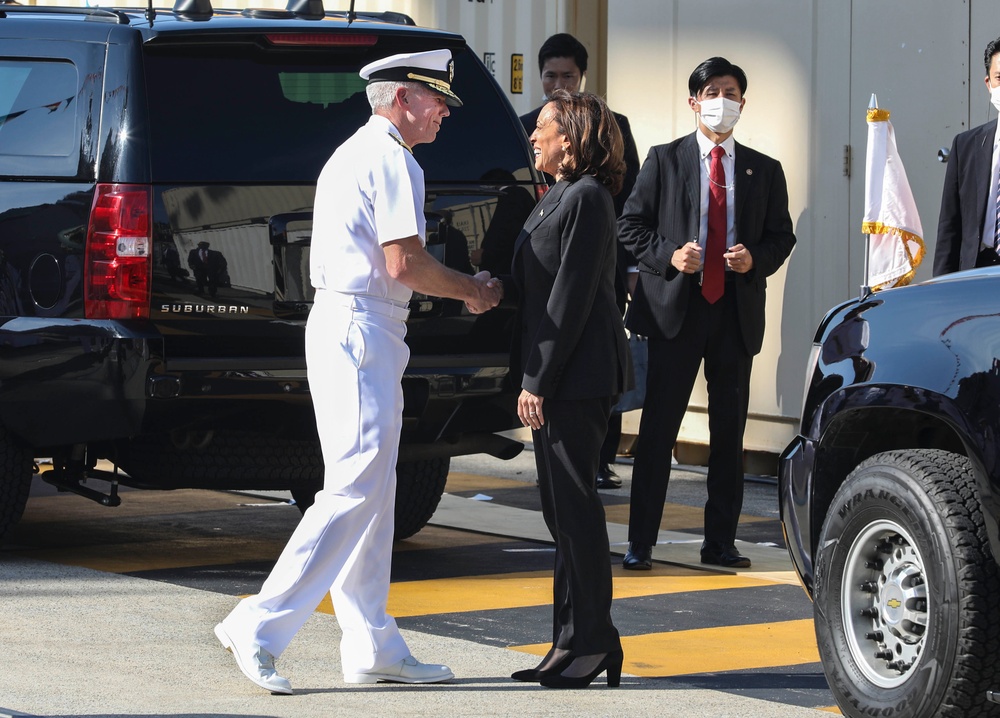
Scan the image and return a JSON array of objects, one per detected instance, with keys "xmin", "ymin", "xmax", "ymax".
[
  {"xmin": 672, "ymin": 242, "xmax": 703, "ymax": 274},
  {"xmin": 466, "ymin": 271, "xmax": 502, "ymax": 314}
]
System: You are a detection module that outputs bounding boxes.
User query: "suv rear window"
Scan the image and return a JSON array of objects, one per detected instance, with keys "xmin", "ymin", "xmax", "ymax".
[
  {"xmin": 0, "ymin": 58, "xmax": 79, "ymax": 176},
  {"xmin": 143, "ymin": 43, "xmax": 532, "ymax": 183}
]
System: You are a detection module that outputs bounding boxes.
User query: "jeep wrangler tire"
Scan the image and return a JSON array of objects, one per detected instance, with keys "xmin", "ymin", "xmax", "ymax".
[
  {"xmin": 814, "ymin": 449, "xmax": 1000, "ymax": 718},
  {"xmin": 289, "ymin": 457, "xmax": 450, "ymax": 542},
  {"xmin": 0, "ymin": 426, "xmax": 33, "ymax": 542}
]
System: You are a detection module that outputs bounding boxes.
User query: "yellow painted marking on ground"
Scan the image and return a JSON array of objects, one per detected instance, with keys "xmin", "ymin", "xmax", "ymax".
[
  {"xmin": 817, "ymin": 707, "xmax": 843, "ymax": 714},
  {"xmin": 313, "ymin": 567, "xmax": 783, "ymax": 618},
  {"xmin": 603, "ymin": 501, "xmax": 773, "ymax": 529},
  {"xmin": 445, "ymin": 472, "xmax": 530, "ymax": 492},
  {"xmin": 10, "ymin": 536, "xmax": 290, "ymax": 573},
  {"xmin": 20, "ymin": 485, "xmax": 256, "ymax": 523},
  {"xmin": 510, "ymin": 619, "xmax": 820, "ymax": 677},
  {"xmin": 8, "ymin": 521, "xmax": 508, "ymax": 572}
]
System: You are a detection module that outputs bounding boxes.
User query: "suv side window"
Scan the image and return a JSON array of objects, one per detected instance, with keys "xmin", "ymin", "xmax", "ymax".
[{"xmin": 0, "ymin": 58, "xmax": 81, "ymax": 177}]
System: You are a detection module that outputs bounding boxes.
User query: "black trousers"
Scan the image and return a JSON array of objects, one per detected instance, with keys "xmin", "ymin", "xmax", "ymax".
[
  {"xmin": 533, "ymin": 396, "xmax": 620, "ymax": 655},
  {"xmin": 627, "ymin": 283, "xmax": 753, "ymax": 550}
]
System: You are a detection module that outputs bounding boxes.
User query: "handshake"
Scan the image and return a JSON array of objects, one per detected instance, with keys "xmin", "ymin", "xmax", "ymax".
[{"xmin": 465, "ymin": 270, "xmax": 504, "ymax": 314}]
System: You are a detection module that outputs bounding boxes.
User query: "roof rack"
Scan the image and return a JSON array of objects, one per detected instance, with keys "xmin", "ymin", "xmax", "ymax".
[{"xmin": 0, "ymin": 5, "xmax": 129, "ymax": 23}]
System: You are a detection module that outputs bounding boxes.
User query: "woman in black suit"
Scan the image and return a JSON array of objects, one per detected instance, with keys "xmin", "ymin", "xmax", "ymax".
[{"xmin": 505, "ymin": 90, "xmax": 630, "ymax": 689}]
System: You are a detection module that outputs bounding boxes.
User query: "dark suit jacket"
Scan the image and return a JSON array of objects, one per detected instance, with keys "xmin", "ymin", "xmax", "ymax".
[
  {"xmin": 618, "ymin": 132, "xmax": 796, "ymax": 356},
  {"xmin": 934, "ymin": 120, "xmax": 997, "ymax": 275},
  {"xmin": 505, "ymin": 176, "xmax": 630, "ymax": 399},
  {"xmin": 520, "ymin": 105, "xmax": 641, "ymax": 311},
  {"xmin": 188, "ymin": 247, "xmax": 227, "ymax": 275}
]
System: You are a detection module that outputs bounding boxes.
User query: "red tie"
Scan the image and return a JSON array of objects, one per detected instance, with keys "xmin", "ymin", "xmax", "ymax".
[{"xmin": 702, "ymin": 145, "xmax": 726, "ymax": 304}]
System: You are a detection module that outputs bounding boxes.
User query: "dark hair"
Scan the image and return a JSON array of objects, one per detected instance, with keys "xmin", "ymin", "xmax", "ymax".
[
  {"xmin": 538, "ymin": 33, "xmax": 588, "ymax": 75},
  {"xmin": 688, "ymin": 56, "xmax": 748, "ymax": 97},
  {"xmin": 545, "ymin": 89, "xmax": 624, "ymax": 196},
  {"xmin": 986, "ymin": 36, "xmax": 1000, "ymax": 73}
]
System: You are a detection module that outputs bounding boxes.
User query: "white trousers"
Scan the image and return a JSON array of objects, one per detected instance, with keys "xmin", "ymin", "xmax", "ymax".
[{"xmin": 222, "ymin": 290, "xmax": 411, "ymax": 674}]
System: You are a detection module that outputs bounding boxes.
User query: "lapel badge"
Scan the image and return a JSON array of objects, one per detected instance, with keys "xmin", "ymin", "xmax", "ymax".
[{"xmin": 746, "ymin": 169, "xmax": 753, "ymax": 175}]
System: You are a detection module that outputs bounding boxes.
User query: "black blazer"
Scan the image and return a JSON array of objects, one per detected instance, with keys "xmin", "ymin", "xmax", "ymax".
[
  {"xmin": 505, "ymin": 176, "xmax": 630, "ymax": 399},
  {"xmin": 521, "ymin": 105, "xmax": 641, "ymax": 312},
  {"xmin": 934, "ymin": 120, "xmax": 997, "ymax": 275},
  {"xmin": 618, "ymin": 132, "xmax": 796, "ymax": 356}
]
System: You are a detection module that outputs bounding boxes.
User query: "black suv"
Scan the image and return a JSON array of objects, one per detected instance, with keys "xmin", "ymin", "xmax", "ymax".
[
  {"xmin": 779, "ymin": 269, "xmax": 1000, "ymax": 717},
  {"xmin": 0, "ymin": 3, "xmax": 542, "ymax": 543}
]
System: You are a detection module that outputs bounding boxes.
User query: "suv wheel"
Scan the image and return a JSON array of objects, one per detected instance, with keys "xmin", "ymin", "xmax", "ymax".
[
  {"xmin": 290, "ymin": 457, "xmax": 450, "ymax": 542},
  {"xmin": 0, "ymin": 427, "xmax": 33, "ymax": 541},
  {"xmin": 394, "ymin": 458, "xmax": 450, "ymax": 541},
  {"xmin": 814, "ymin": 449, "xmax": 1000, "ymax": 718}
]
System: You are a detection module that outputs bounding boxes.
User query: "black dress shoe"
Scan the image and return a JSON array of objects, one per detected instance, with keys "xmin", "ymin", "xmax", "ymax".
[
  {"xmin": 622, "ymin": 542, "xmax": 652, "ymax": 570},
  {"xmin": 511, "ymin": 650, "xmax": 572, "ymax": 682},
  {"xmin": 539, "ymin": 649, "xmax": 624, "ymax": 689},
  {"xmin": 595, "ymin": 465, "xmax": 622, "ymax": 490},
  {"xmin": 700, "ymin": 546, "xmax": 751, "ymax": 568}
]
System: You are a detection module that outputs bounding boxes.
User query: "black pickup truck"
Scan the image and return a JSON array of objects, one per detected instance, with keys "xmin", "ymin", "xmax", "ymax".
[
  {"xmin": 779, "ymin": 268, "xmax": 1000, "ymax": 717},
  {"xmin": 0, "ymin": 3, "xmax": 541, "ymax": 542}
]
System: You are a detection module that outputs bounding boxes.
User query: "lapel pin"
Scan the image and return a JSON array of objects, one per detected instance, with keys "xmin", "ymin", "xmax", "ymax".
[{"xmin": 746, "ymin": 169, "xmax": 753, "ymax": 175}]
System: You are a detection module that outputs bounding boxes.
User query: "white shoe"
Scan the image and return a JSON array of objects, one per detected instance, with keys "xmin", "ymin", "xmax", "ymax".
[
  {"xmin": 214, "ymin": 622, "xmax": 293, "ymax": 695},
  {"xmin": 344, "ymin": 655, "xmax": 454, "ymax": 684}
]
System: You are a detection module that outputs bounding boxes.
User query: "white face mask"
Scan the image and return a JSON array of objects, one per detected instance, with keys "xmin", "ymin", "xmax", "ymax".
[
  {"xmin": 698, "ymin": 96, "xmax": 742, "ymax": 133},
  {"xmin": 990, "ymin": 84, "xmax": 1000, "ymax": 113}
]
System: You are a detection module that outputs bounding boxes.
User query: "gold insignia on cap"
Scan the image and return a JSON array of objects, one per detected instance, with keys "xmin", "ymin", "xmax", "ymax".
[{"xmin": 448, "ymin": 59, "xmax": 454, "ymax": 84}]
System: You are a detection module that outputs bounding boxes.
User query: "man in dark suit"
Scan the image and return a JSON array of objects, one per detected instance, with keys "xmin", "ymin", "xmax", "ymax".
[
  {"xmin": 188, "ymin": 240, "xmax": 228, "ymax": 297},
  {"xmin": 520, "ymin": 32, "xmax": 640, "ymax": 489},
  {"xmin": 935, "ymin": 35, "xmax": 1000, "ymax": 276},
  {"xmin": 618, "ymin": 57, "xmax": 796, "ymax": 570}
]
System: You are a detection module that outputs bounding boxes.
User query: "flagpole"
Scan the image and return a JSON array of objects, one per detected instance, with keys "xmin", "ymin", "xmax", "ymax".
[{"xmin": 861, "ymin": 93, "xmax": 877, "ymax": 300}]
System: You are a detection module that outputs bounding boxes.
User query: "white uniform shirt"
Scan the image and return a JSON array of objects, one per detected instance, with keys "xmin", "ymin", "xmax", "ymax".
[{"xmin": 311, "ymin": 114, "xmax": 426, "ymax": 303}]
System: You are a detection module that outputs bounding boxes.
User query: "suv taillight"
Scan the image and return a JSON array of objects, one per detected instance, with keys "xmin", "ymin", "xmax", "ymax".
[
  {"xmin": 534, "ymin": 183, "xmax": 549, "ymax": 202},
  {"xmin": 85, "ymin": 183, "xmax": 152, "ymax": 319}
]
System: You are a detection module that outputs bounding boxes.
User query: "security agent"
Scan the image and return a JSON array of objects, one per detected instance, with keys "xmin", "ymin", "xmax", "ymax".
[
  {"xmin": 935, "ymin": 35, "xmax": 1000, "ymax": 275},
  {"xmin": 618, "ymin": 57, "xmax": 795, "ymax": 571},
  {"xmin": 214, "ymin": 49, "xmax": 502, "ymax": 694}
]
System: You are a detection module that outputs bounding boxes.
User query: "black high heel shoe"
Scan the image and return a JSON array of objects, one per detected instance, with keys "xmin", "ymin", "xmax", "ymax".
[
  {"xmin": 538, "ymin": 649, "xmax": 624, "ymax": 689},
  {"xmin": 511, "ymin": 649, "xmax": 573, "ymax": 682}
]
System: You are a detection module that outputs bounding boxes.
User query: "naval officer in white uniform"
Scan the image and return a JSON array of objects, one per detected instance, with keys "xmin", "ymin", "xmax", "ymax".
[{"xmin": 214, "ymin": 49, "xmax": 503, "ymax": 694}]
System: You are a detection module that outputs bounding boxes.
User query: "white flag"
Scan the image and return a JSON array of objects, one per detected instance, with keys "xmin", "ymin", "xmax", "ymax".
[{"xmin": 862, "ymin": 103, "xmax": 925, "ymax": 290}]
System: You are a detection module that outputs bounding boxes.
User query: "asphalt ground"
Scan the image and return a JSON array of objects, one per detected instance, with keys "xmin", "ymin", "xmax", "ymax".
[{"xmin": 1, "ymin": 446, "xmax": 837, "ymax": 718}]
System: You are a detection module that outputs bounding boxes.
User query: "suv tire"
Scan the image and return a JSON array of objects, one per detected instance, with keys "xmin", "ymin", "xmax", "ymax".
[
  {"xmin": 394, "ymin": 458, "xmax": 450, "ymax": 541},
  {"xmin": 813, "ymin": 449, "xmax": 1000, "ymax": 718},
  {"xmin": 285, "ymin": 457, "xmax": 450, "ymax": 542},
  {"xmin": 0, "ymin": 427, "xmax": 33, "ymax": 542}
]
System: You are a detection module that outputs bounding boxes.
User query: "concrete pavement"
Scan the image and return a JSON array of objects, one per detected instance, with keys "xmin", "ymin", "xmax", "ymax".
[{"xmin": 1, "ymin": 447, "xmax": 830, "ymax": 718}]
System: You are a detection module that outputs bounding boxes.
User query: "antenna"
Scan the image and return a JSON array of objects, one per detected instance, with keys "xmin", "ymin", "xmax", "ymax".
[
  {"xmin": 347, "ymin": 0, "xmax": 355, "ymax": 25},
  {"xmin": 145, "ymin": 0, "xmax": 156, "ymax": 26}
]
